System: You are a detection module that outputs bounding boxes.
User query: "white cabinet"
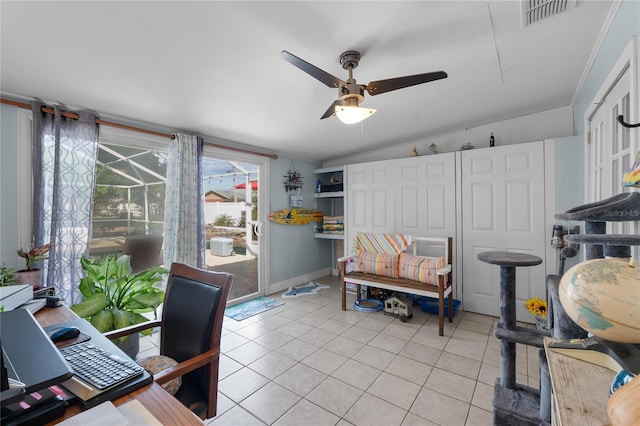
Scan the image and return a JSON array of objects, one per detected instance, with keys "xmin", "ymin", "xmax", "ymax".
[
  {"xmin": 343, "ymin": 144, "xmax": 550, "ymax": 318},
  {"xmin": 346, "ymin": 154, "xmax": 457, "ymax": 254}
]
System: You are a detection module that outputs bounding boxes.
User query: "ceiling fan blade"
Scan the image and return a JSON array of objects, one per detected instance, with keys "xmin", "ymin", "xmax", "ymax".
[
  {"xmin": 320, "ymin": 100, "xmax": 341, "ymax": 120},
  {"xmin": 281, "ymin": 50, "xmax": 346, "ymax": 89},
  {"xmin": 366, "ymin": 71, "xmax": 448, "ymax": 96}
]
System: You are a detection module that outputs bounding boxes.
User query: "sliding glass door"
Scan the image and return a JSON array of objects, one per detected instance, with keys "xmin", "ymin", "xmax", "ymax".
[{"xmin": 202, "ymin": 148, "xmax": 266, "ymax": 304}]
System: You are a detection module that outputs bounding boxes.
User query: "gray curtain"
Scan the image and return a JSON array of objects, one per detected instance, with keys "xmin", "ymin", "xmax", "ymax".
[
  {"xmin": 31, "ymin": 101, "xmax": 99, "ymax": 304},
  {"xmin": 163, "ymin": 132, "xmax": 205, "ymax": 268}
]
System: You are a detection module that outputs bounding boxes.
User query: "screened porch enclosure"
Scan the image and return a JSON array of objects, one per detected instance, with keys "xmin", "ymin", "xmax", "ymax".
[
  {"xmin": 89, "ymin": 143, "xmax": 167, "ymax": 256},
  {"xmin": 89, "ymin": 144, "xmax": 260, "ymax": 303}
]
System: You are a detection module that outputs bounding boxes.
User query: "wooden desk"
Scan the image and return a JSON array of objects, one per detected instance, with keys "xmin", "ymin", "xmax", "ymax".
[
  {"xmin": 35, "ymin": 306, "xmax": 203, "ymax": 425},
  {"xmin": 544, "ymin": 337, "xmax": 616, "ymax": 426}
]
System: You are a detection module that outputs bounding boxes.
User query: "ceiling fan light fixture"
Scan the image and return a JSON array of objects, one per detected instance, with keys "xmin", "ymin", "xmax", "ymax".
[{"xmin": 335, "ymin": 105, "xmax": 376, "ymax": 124}]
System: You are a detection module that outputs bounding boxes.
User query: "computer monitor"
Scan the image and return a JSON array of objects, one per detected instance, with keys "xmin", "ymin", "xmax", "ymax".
[
  {"xmin": 0, "ymin": 309, "xmax": 73, "ymax": 407},
  {"xmin": 1, "ymin": 338, "xmax": 9, "ymax": 392}
]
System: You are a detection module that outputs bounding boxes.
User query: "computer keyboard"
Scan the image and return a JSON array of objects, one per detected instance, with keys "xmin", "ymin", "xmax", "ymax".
[{"xmin": 59, "ymin": 341, "xmax": 144, "ymax": 390}]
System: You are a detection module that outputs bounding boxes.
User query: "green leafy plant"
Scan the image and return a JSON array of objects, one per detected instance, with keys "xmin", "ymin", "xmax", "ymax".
[
  {"xmin": 213, "ymin": 213, "xmax": 235, "ymax": 226},
  {"xmin": 0, "ymin": 266, "xmax": 16, "ymax": 286},
  {"xmin": 17, "ymin": 243, "xmax": 50, "ymax": 270},
  {"xmin": 70, "ymin": 255, "xmax": 168, "ymax": 334}
]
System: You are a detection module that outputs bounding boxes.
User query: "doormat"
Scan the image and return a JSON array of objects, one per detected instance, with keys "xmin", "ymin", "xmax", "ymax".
[
  {"xmin": 225, "ymin": 297, "xmax": 285, "ymax": 321},
  {"xmin": 282, "ymin": 281, "xmax": 329, "ymax": 298}
]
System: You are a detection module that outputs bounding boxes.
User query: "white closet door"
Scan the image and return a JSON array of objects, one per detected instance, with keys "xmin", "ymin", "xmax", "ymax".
[
  {"xmin": 395, "ymin": 153, "xmax": 456, "ymax": 239},
  {"xmin": 396, "ymin": 153, "xmax": 457, "ymax": 293},
  {"xmin": 346, "ymin": 160, "xmax": 397, "ymax": 255},
  {"xmin": 461, "ymin": 141, "xmax": 546, "ymax": 320}
]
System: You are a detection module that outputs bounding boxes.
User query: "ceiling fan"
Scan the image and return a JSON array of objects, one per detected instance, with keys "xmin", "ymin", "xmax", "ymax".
[{"xmin": 281, "ymin": 50, "xmax": 447, "ymax": 124}]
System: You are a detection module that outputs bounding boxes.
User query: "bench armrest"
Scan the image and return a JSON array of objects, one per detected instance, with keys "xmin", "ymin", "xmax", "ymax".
[
  {"xmin": 337, "ymin": 255, "xmax": 356, "ymax": 263},
  {"xmin": 437, "ymin": 264, "xmax": 452, "ymax": 275}
]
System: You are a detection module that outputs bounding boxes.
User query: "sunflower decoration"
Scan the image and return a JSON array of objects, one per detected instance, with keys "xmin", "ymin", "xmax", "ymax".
[
  {"xmin": 622, "ymin": 150, "xmax": 640, "ymax": 188},
  {"xmin": 524, "ymin": 297, "xmax": 547, "ymax": 319}
]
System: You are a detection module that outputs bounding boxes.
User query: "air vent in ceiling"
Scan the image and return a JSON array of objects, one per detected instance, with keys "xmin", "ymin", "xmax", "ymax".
[{"xmin": 521, "ymin": 0, "xmax": 576, "ymax": 27}]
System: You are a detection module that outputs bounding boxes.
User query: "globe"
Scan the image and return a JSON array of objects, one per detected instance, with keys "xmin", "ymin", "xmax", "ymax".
[{"xmin": 559, "ymin": 258, "xmax": 640, "ymax": 343}]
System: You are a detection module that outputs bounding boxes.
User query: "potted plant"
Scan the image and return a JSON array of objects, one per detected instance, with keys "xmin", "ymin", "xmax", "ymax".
[
  {"xmin": 0, "ymin": 266, "xmax": 16, "ymax": 286},
  {"xmin": 70, "ymin": 254, "xmax": 168, "ymax": 358},
  {"xmin": 15, "ymin": 243, "xmax": 50, "ymax": 290}
]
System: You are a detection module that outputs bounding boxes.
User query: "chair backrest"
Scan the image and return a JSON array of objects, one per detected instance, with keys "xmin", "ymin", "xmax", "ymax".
[
  {"xmin": 160, "ymin": 263, "xmax": 233, "ymax": 419},
  {"xmin": 121, "ymin": 234, "xmax": 163, "ymax": 273}
]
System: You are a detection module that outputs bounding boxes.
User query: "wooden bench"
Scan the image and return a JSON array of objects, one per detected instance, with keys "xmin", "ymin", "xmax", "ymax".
[{"xmin": 338, "ymin": 236, "xmax": 453, "ymax": 336}]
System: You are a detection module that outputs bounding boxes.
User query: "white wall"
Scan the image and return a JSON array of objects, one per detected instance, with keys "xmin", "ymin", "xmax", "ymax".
[
  {"xmin": 267, "ymin": 155, "xmax": 331, "ymax": 292},
  {"xmin": 323, "ymin": 106, "xmax": 573, "ymax": 166},
  {"xmin": 0, "ymin": 104, "xmax": 20, "ymax": 268}
]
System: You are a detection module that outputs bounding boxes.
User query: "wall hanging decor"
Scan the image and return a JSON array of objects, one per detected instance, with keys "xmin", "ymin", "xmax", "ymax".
[
  {"xmin": 283, "ymin": 162, "xmax": 303, "ymax": 192},
  {"xmin": 290, "ymin": 194, "xmax": 303, "ymax": 207},
  {"xmin": 268, "ymin": 208, "xmax": 323, "ymax": 225}
]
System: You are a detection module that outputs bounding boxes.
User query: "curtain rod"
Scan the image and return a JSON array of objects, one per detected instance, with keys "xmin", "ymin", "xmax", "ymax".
[{"xmin": 1, "ymin": 97, "xmax": 279, "ymax": 159}]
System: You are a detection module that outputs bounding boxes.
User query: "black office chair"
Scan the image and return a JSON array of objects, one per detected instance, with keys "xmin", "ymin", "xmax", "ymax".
[
  {"xmin": 121, "ymin": 234, "xmax": 164, "ymax": 274},
  {"xmin": 105, "ymin": 263, "xmax": 233, "ymax": 419}
]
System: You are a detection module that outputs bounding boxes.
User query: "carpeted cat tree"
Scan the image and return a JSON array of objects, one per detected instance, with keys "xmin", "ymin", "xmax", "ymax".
[{"xmin": 481, "ymin": 191, "xmax": 640, "ymax": 425}]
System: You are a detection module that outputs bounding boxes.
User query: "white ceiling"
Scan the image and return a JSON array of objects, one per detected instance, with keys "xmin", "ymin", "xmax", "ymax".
[{"xmin": 0, "ymin": 1, "xmax": 614, "ymax": 162}]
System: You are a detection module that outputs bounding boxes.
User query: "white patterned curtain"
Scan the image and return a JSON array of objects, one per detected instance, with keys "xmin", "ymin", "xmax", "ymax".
[
  {"xmin": 31, "ymin": 101, "xmax": 99, "ymax": 304},
  {"xmin": 163, "ymin": 132, "xmax": 205, "ymax": 268}
]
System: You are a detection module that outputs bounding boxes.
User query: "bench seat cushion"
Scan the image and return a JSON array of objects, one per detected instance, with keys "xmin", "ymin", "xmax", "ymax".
[{"xmin": 344, "ymin": 271, "xmax": 441, "ymax": 293}]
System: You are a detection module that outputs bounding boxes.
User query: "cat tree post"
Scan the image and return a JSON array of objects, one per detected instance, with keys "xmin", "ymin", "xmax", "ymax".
[{"xmin": 478, "ymin": 251, "xmax": 545, "ymax": 425}]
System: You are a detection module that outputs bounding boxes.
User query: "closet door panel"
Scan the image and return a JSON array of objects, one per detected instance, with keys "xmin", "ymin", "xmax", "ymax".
[
  {"xmin": 470, "ymin": 182, "xmax": 495, "ymax": 231},
  {"xmin": 346, "ymin": 161, "xmax": 396, "ymax": 254},
  {"xmin": 396, "ymin": 153, "xmax": 456, "ymax": 238},
  {"xmin": 426, "ymin": 186, "xmax": 446, "ymax": 230},
  {"xmin": 351, "ymin": 189, "xmax": 367, "ymax": 228},
  {"xmin": 396, "ymin": 158, "xmax": 423, "ymax": 234},
  {"xmin": 400, "ymin": 186, "xmax": 420, "ymax": 229},
  {"xmin": 461, "ymin": 141, "xmax": 546, "ymax": 320},
  {"xmin": 372, "ymin": 187, "xmax": 393, "ymax": 227}
]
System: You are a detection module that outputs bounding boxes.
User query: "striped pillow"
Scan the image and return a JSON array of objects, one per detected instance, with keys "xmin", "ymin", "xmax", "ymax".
[
  {"xmin": 398, "ymin": 253, "xmax": 446, "ymax": 286},
  {"xmin": 354, "ymin": 252, "xmax": 399, "ymax": 278}
]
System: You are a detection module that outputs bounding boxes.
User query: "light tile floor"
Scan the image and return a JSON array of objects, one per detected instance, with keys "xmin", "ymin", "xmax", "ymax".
[{"xmin": 138, "ymin": 275, "xmax": 541, "ymax": 426}]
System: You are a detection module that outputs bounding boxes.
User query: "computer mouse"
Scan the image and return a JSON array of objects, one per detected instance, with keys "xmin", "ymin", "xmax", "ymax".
[{"xmin": 50, "ymin": 326, "xmax": 81, "ymax": 343}]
